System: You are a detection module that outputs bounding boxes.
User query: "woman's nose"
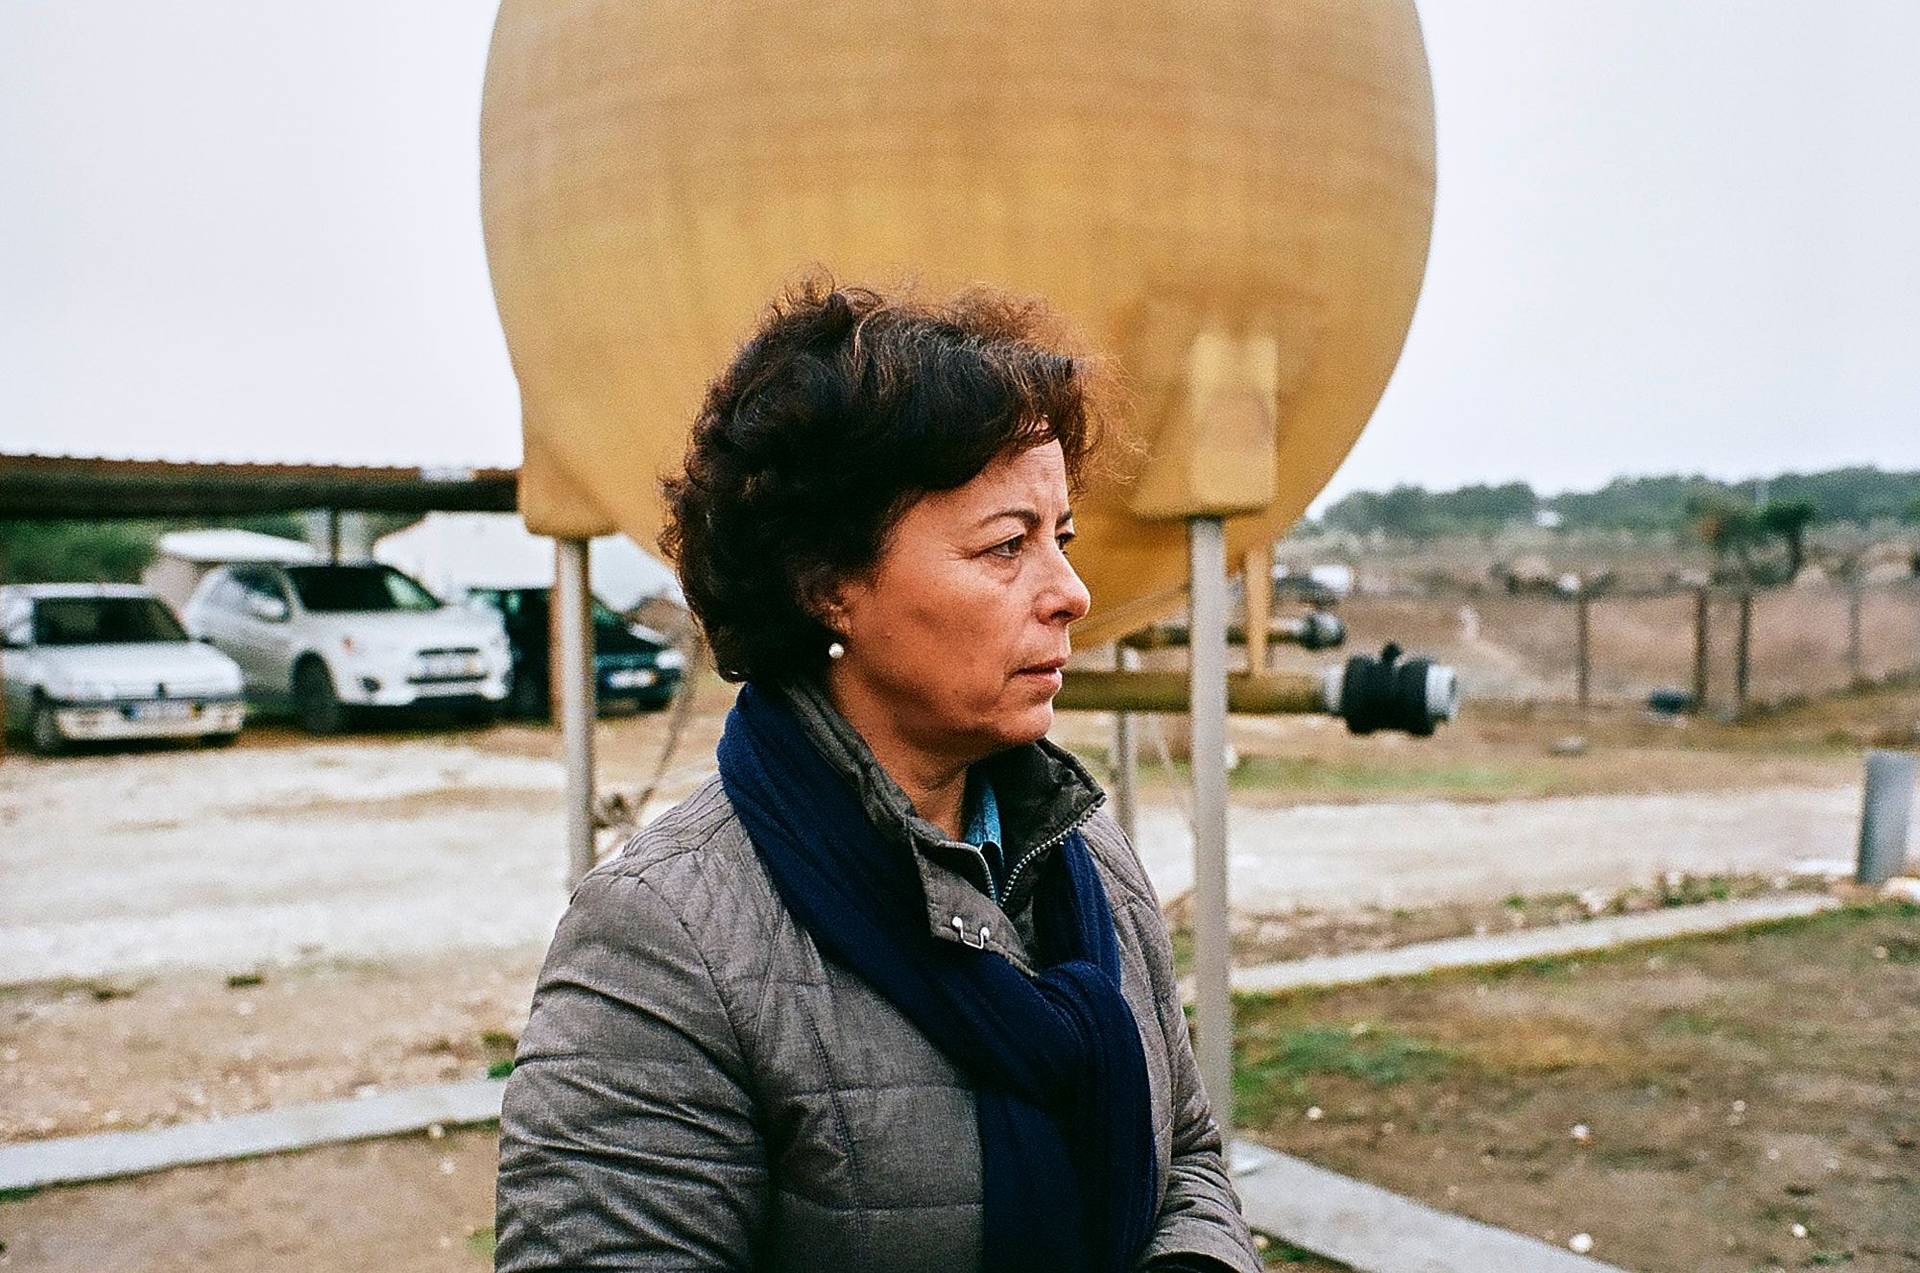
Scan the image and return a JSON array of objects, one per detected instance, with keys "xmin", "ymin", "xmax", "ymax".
[{"xmin": 1044, "ymin": 550, "xmax": 1092, "ymax": 625}]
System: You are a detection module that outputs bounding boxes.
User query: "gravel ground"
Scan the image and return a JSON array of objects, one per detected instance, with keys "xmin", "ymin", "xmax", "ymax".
[{"xmin": 3, "ymin": 723, "xmax": 1908, "ymax": 985}]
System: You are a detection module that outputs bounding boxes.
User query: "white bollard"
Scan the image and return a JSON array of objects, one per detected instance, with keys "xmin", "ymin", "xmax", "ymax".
[{"xmin": 1855, "ymin": 749, "xmax": 1918, "ymax": 885}]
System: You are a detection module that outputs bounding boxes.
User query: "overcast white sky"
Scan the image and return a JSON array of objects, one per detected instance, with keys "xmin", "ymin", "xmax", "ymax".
[{"xmin": 2, "ymin": 2, "xmax": 1916, "ymax": 513}]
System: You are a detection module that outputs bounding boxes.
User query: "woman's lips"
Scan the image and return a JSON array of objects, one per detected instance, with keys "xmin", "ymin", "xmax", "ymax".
[{"xmin": 1016, "ymin": 663, "xmax": 1065, "ymax": 691}]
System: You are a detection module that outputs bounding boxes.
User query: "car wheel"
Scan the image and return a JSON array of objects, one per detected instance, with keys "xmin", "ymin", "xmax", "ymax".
[
  {"xmin": 201, "ymin": 731, "xmax": 240, "ymax": 748},
  {"xmin": 29, "ymin": 701, "xmax": 67, "ymax": 756},
  {"xmin": 508, "ymin": 668, "xmax": 547, "ymax": 719},
  {"xmin": 293, "ymin": 659, "xmax": 347, "ymax": 735}
]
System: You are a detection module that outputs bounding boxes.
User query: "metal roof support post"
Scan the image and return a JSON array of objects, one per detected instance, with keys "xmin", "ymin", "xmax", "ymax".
[
  {"xmin": 1187, "ymin": 514, "xmax": 1234, "ymax": 1151},
  {"xmin": 556, "ymin": 537, "xmax": 597, "ymax": 888}
]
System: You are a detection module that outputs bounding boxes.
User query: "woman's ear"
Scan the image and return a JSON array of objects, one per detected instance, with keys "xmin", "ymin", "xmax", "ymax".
[{"xmin": 796, "ymin": 566, "xmax": 852, "ymax": 638}]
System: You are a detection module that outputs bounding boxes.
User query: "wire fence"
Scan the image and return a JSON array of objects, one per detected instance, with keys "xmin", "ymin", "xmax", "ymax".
[{"xmin": 1261, "ymin": 580, "xmax": 1920, "ymax": 713}]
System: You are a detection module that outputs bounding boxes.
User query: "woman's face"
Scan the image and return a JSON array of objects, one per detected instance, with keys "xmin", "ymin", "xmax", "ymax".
[{"xmin": 826, "ymin": 439, "xmax": 1091, "ymax": 761}]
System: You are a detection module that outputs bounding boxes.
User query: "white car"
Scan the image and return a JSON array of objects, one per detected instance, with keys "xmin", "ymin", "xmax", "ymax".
[
  {"xmin": 184, "ymin": 561, "xmax": 510, "ymax": 733},
  {"xmin": 1, "ymin": 583, "xmax": 246, "ymax": 754}
]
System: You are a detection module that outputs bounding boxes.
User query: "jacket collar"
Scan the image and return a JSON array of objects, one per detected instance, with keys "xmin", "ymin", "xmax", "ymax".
[{"xmin": 770, "ymin": 673, "xmax": 1106, "ymax": 971}]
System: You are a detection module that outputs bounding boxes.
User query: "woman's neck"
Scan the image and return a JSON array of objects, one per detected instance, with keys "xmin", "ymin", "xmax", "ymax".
[{"xmin": 822, "ymin": 673, "xmax": 972, "ymax": 841}]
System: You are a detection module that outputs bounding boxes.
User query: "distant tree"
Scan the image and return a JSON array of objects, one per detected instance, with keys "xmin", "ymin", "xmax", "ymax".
[
  {"xmin": 0, "ymin": 521, "xmax": 162, "ymax": 584},
  {"xmin": 1433, "ymin": 481, "xmax": 1537, "ymax": 531},
  {"xmin": 1757, "ymin": 499, "xmax": 1817, "ymax": 576},
  {"xmin": 1902, "ymin": 492, "xmax": 1920, "ymax": 525},
  {"xmin": 1684, "ymin": 494, "xmax": 1765, "ymax": 579}
]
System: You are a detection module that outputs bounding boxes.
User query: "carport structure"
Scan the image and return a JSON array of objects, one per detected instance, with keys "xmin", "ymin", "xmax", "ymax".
[{"xmin": 0, "ymin": 453, "xmax": 606, "ymax": 830}]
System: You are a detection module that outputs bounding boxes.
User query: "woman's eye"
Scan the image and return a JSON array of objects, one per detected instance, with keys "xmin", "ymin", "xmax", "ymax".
[
  {"xmin": 1057, "ymin": 532, "xmax": 1075, "ymax": 554},
  {"xmin": 990, "ymin": 536, "xmax": 1024, "ymax": 557}
]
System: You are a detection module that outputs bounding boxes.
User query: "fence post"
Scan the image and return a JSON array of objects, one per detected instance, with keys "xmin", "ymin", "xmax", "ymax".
[
  {"xmin": 1733, "ymin": 588, "xmax": 1753, "ymax": 716},
  {"xmin": 1574, "ymin": 588, "xmax": 1591, "ymax": 710},
  {"xmin": 1856, "ymin": 749, "xmax": 1918, "ymax": 884},
  {"xmin": 1847, "ymin": 576, "xmax": 1865, "ymax": 688},
  {"xmin": 1692, "ymin": 586, "xmax": 1710, "ymax": 710}
]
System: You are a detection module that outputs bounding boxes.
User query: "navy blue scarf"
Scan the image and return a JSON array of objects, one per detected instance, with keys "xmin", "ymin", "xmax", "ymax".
[{"xmin": 717, "ymin": 681, "xmax": 1160, "ymax": 1272}]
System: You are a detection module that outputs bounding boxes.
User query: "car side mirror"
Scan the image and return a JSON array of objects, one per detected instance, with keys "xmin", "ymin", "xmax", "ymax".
[{"xmin": 245, "ymin": 594, "xmax": 290, "ymax": 623}]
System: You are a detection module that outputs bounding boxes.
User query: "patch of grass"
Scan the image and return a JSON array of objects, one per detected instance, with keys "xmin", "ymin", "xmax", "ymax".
[
  {"xmin": 486, "ymin": 1059, "xmax": 516, "ymax": 1080},
  {"xmin": 1260, "ymin": 1232, "xmax": 1352, "ymax": 1268},
  {"xmin": 467, "ymin": 1228, "xmax": 497, "ymax": 1259},
  {"xmin": 1655, "ymin": 1010, "xmax": 1724, "ymax": 1037},
  {"xmin": 1235, "ymin": 1023, "xmax": 1451, "ymax": 1122},
  {"xmin": 0, "ymin": 1185, "xmax": 42, "ymax": 1204},
  {"xmin": 1879, "ymin": 935, "xmax": 1920, "ymax": 964}
]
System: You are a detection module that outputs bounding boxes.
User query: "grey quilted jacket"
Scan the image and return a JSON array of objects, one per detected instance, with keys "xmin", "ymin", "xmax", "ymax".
[{"xmin": 495, "ymin": 676, "xmax": 1261, "ymax": 1272}]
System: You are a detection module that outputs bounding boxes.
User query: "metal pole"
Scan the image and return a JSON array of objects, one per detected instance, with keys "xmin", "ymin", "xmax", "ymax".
[
  {"xmin": 1847, "ymin": 577, "xmax": 1864, "ymax": 688},
  {"xmin": 1112, "ymin": 643, "xmax": 1138, "ymax": 848},
  {"xmin": 1855, "ymin": 749, "xmax": 1917, "ymax": 885},
  {"xmin": 1692, "ymin": 586, "xmax": 1710, "ymax": 710},
  {"xmin": 327, "ymin": 509, "xmax": 342, "ymax": 564},
  {"xmin": 1243, "ymin": 547, "xmax": 1272, "ymax": 674},
  {"xmin": 556, "ymin": 538, "xmax": 597, "ymax": 888},
  {"xmin": 1187, "ymin": 515, "xmax": 1233, "ymax": 1146},
  {"xmin": 1734, "ymin": 589, "xmax": 1753, "ymax": 715}
]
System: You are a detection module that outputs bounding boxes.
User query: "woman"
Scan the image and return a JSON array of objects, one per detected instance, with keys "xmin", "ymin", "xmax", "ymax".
[{"xmin": 495, "ymin": 279, "xmax": 1260, "ymax": 1273}]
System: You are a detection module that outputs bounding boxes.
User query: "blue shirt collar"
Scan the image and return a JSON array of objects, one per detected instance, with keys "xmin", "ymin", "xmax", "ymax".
[{"xmin": 962, "ymin": 767, "xmax": 1002, "ymax": 854}]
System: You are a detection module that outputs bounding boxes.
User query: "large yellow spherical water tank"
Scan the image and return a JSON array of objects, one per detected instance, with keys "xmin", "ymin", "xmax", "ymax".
[{"xmin": 481, "ymin": 1, "xmax": 1434, "ymax": 645}]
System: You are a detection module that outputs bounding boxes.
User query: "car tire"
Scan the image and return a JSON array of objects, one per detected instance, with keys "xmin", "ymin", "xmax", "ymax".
[
  {"xmin": 28, "ymin": 700, "xmax": 66, "ymax": 756},
  {"xmin": 507, "ymin": 668, "xmax": 547, "ymax": 719},
  {"xmin": 293, "ymin": 659, "xmax": 347, "ymax": 735},
  {"xmin": 201, "ymin": 731, "xmax": 241, "ymax": 748}
]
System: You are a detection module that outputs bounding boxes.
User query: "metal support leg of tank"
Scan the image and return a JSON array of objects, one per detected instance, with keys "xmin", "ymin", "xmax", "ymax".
[
  {"xmin": 556, "ymin": 537, "xmax": 598, "ymax": 889},
  {"xmin": 1188, "ymin": 514, "xmax": 1234, "ymax": 1150},
  {"xmin": 1112, "ymin": 643, "xmax": 1139, "ymax": 848}
]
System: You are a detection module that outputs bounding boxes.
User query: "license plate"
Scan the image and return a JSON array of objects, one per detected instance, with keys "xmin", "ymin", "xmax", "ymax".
[
  {"xmin": 422, "ymin": 654, "xmax": 483, "ymax": 678},
  {"xmin": 607, "ymin": 667, "xmax": 657, "ymax": 689},
  {"xmin": 129, "ymin": 701, "xmax": 194, "ymax": 721}
]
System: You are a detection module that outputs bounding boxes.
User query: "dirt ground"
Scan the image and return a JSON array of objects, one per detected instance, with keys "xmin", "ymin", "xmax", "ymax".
[
  {"xmin": 1235, "ymin": 903, "xmax": 1920, "ymax": 1272},
  {"xmin": 0, "ymin": 1128, "xmax": 501, "ymax": 1272},
  {"xmin": 0, "ymin": 952, "xmax": 539, "ymax": 1144},
  {"xmin": 5, "ymin": 905, "xmax": 1911, "ymax": 1272}
]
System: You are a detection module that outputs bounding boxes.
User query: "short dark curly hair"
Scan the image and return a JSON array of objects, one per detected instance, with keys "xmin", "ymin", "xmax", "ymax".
[{"xmin": 659, "ymin": 274, "xmax": 1116, "ymax": 684}]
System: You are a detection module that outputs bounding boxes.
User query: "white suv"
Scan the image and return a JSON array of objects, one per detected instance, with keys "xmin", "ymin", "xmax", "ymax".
[
  {"xmin": 184, "ymin": 562, "xmax": 510, "ymax": 733},
  {"xmin": 1, "ymin": 584, "xmax": 246, "ymax": 754}
]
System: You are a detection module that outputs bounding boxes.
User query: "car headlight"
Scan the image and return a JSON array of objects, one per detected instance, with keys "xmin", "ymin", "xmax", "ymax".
[
  {"xmin": 654, "ymin": 648, "xmax": 685, "ymax": 672},
  {"xmin": 49, "ymin": 677, "xmax": 115, "ymax": 702}
]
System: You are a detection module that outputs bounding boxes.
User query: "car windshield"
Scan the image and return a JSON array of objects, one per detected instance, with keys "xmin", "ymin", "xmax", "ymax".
[
  {"xmin": 284, "ymin": 566, "xmax": 440, "ymax": 613},
  {"xmin": 33, "ymin": 597, "xmax": 188, "ymax": 646},
  {"xmin": 490, "ymin": 590, "xmax": 634, "ymax": 636}
]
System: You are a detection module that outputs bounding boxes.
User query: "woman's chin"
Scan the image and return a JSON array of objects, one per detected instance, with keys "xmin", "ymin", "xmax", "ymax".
[{"xmin": 990, "ymin": 699, "xmax": 1054, "ymax": 746}]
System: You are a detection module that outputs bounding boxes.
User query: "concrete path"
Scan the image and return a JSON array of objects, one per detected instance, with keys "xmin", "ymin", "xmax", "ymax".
[
  {"xmin": 1232, "ymin": 1141, "xmax": 1624, "ymax": 1273},
  {"xmin": 1227, "ymin": 893, "xmax": 1838, "ymax": 996},
  {"xmin": 1134, "ymin": 785, "xmax": 1905, "ymax": 913},
  {"xmin": 0, "ymin": 1079, "xmax": 506, "ymax": 1192}
]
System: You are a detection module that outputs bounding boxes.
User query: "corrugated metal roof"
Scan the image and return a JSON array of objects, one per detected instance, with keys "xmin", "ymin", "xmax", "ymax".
[{"xmin": 1, "ymin": 452, "xmax": 519, "ymax": 519}]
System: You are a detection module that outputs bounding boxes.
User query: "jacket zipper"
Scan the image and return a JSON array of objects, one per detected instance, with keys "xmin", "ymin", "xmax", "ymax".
[{"xmin": 997, "ymin": 801, "xmax": 1100, "ymax": 915}]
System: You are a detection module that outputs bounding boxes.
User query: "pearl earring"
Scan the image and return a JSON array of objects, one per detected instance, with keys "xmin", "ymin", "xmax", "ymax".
[{"xmin": 827, "ymin": 640, "xmax": 846, "ymax": 660}]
